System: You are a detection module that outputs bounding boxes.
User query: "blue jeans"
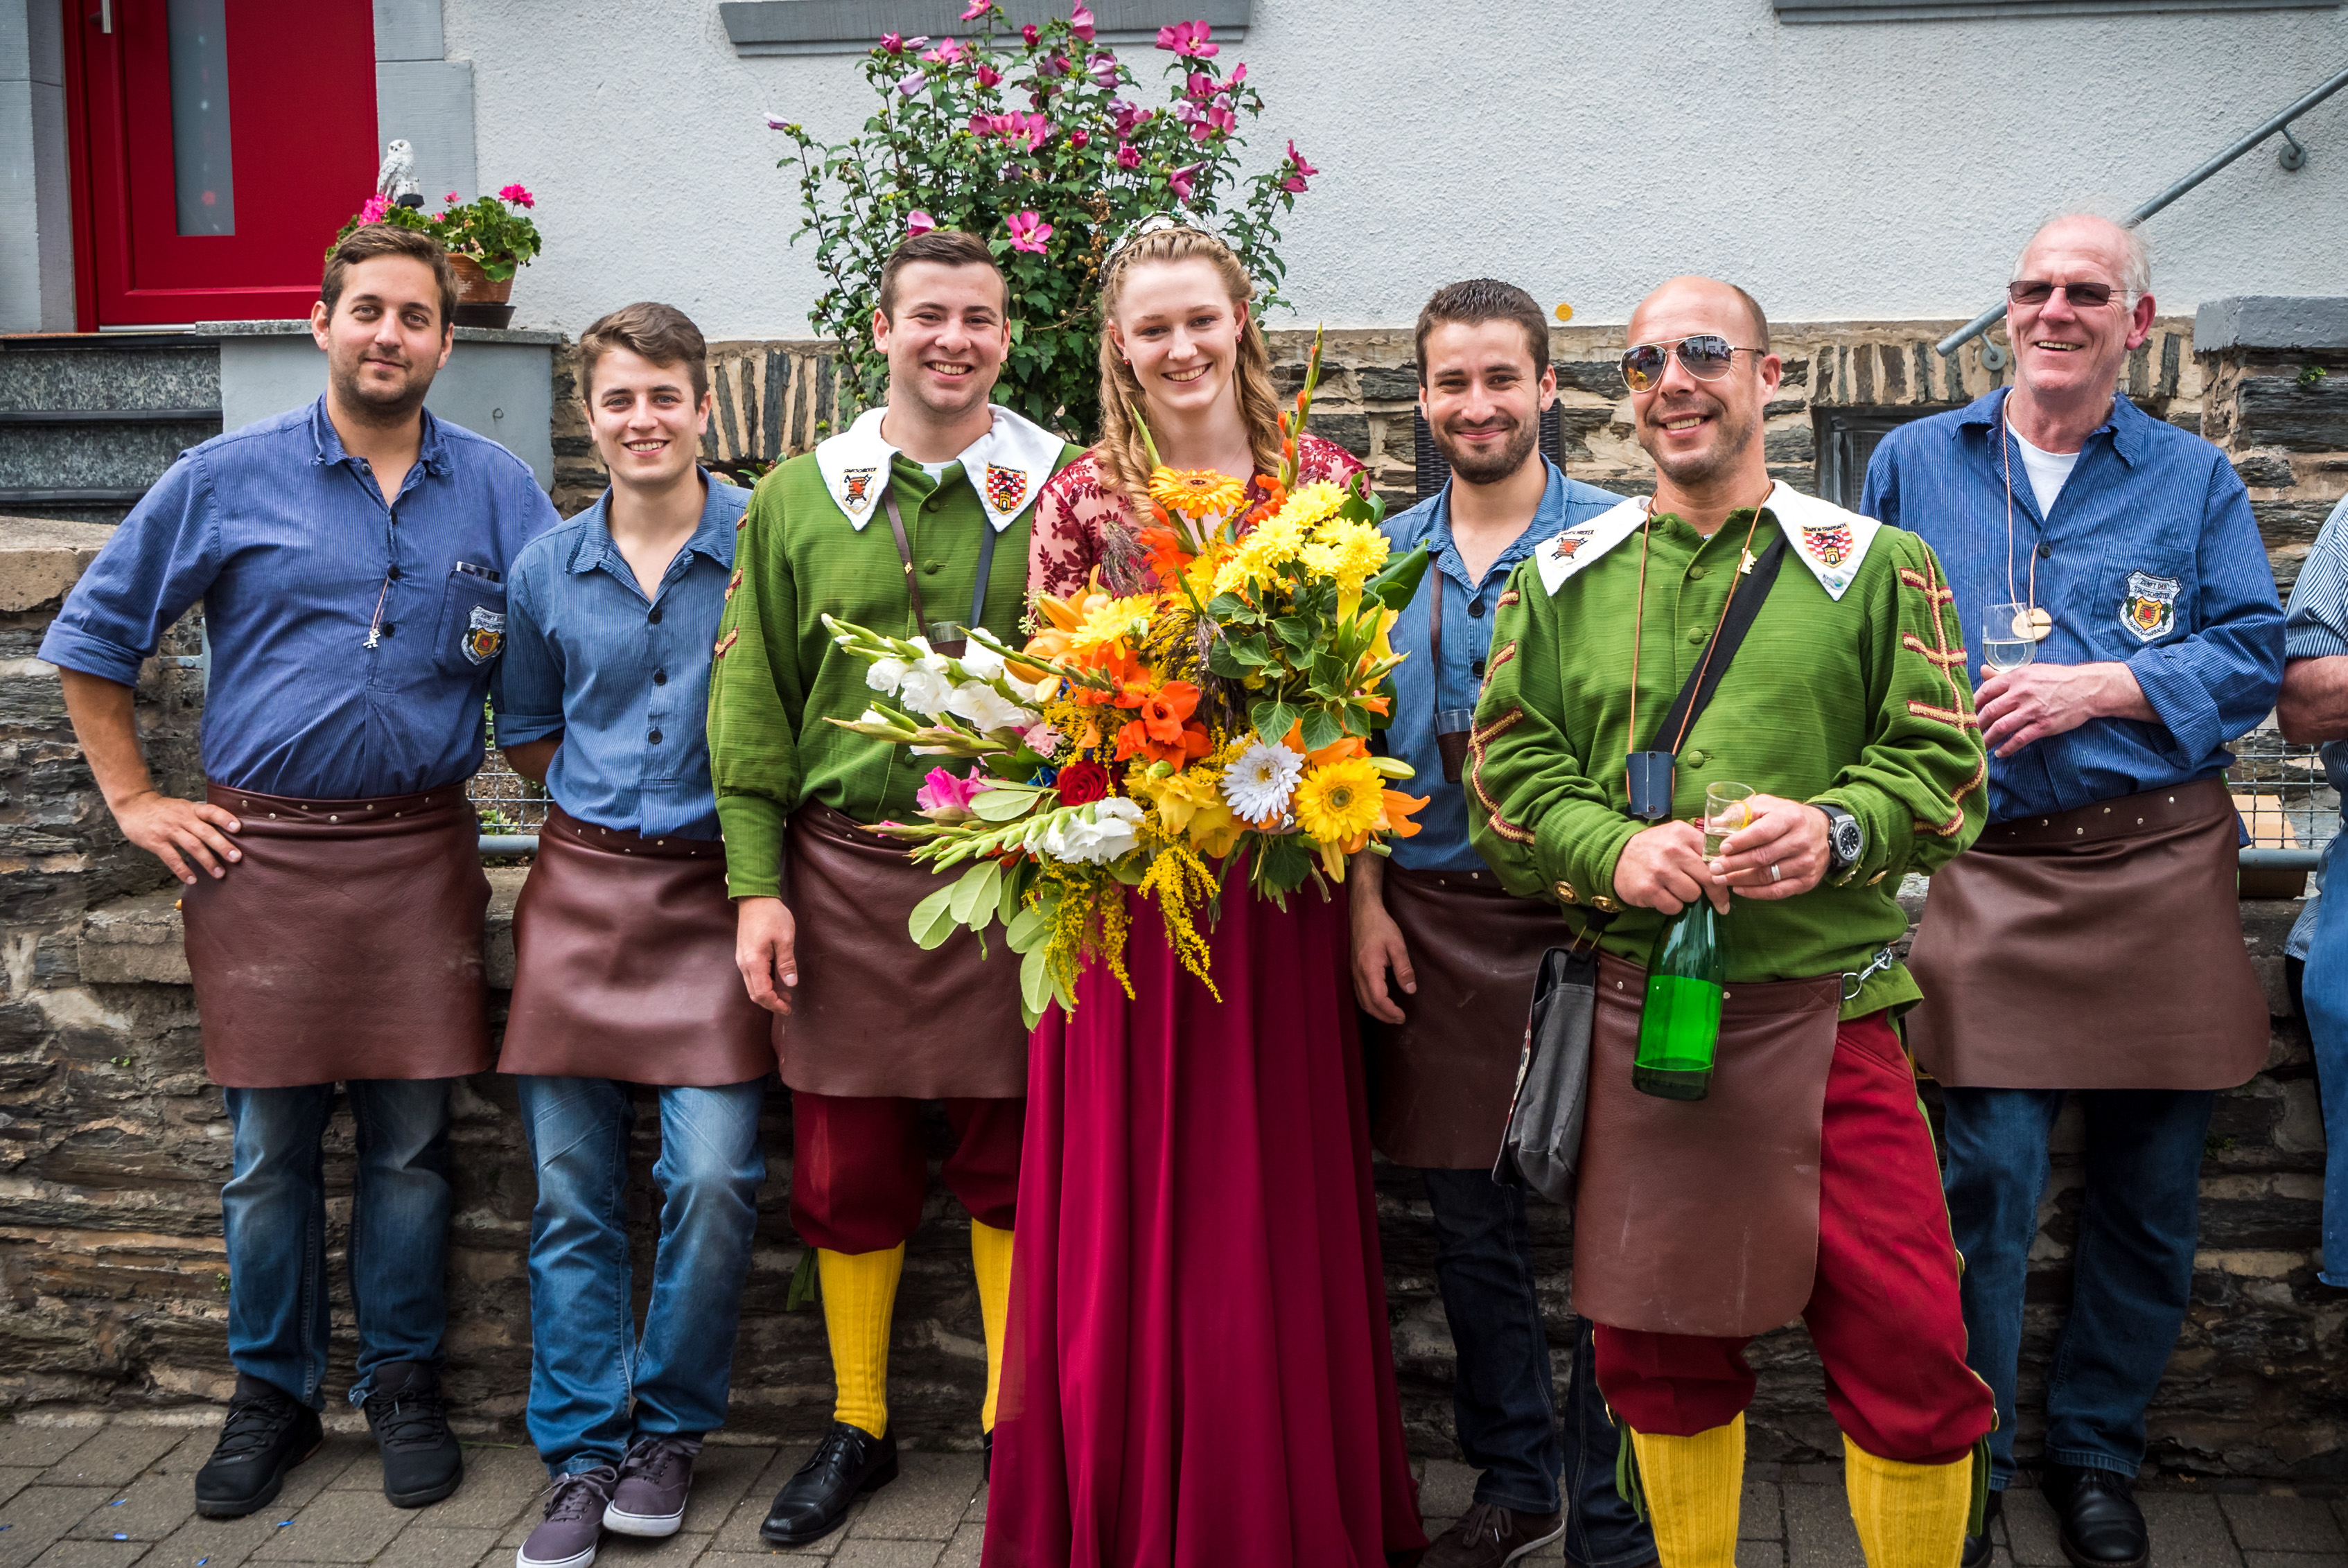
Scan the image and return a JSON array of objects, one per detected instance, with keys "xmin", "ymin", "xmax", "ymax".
[
  {"xmin": 1421, "ymin": 1169, "xmax": 1654, "ymax": 1563},
  {"xmin": 1942, "ymin": 1086, "xmax": 2214, "ymax": 1487},
  {"xmin": 2291, "ymin": 870, "xmax": 2348, "ymax": 1287},
  {"xmin": 222, "ymin": 1080, "xmax": 455, "ymax": 1410},
  {"xmin": 518, "ymin": 1076, "xmax": 766, "ymax": 1475}
]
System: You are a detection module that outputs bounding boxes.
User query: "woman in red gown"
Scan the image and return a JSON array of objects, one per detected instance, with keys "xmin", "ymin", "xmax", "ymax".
[{"xmin": 982, "ymin": 222, "xmax": 1426, "ymax": 1568}]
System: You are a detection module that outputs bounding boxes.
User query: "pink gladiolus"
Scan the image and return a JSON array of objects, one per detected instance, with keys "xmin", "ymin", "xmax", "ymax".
[
  {"xmin": 1116, "ymin": 141, "xmax": 1141, "ymax": 170},
  {"xmin": 498, "ymin": 183, "xmax": 535, "ymax": 208},
  {"xmin": 961, "ymin": 0, "xmax": 990, "ymax": 17},
  {"xmin": 1069, "ymin": 3, "xmax": 1096, "ymax": 39},
  {"xmin": 915, "ymin": 767, "xmax": 991, "ymax": 818},
  {"xmin": 1155, "ymin": 19, "xmax": 1216, "ymax": 56},
  {"xmin": 906, "ymin": 209, "xmax": 938, "ymax": 236},
  {"xmin": 1006, "ymin": 209, "xmax": 1053, "ymax": 253},
  {"xmin": 1167, "ymin": 161, "xmax": 1202, "ymax": 202},
  {"xmin": 1022, "ymin": 22, "xmax": 1040, "ymax": 42},
  {"xmin": 358, "ymin": 194, "xmax": 392, "ymax": 224},
  {"xmin": 976, "ymin": 63, "xmax": 1002, "ymax": 87}
]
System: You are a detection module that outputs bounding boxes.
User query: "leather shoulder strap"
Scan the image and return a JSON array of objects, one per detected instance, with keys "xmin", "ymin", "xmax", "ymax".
[
  {"xmin": 883, "ymin": 491, "xmax": 930, "ymax": 634},
  {"xmin": 1650, "ymin": 530, "xmax": 1789, "ymax": 754}
]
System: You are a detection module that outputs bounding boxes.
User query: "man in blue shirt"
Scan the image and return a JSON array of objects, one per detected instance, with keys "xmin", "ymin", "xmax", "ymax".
[
  {"xmin": 42, "ymin": 226, "xmax": 559, "ymax": 1518},
  {"xmin": 1352, "ymin": 279, "xmax": 1652, "ymax": 1568},
  {"xmin": 1864, "ymin": 213, "xmax": 2282, "ymax": 1568},
  {"xmin": 493, "ymin": 304, "xmax": 773, "ymax": 1568}
]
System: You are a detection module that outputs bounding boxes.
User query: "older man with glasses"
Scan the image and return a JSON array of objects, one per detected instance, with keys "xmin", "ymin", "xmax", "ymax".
[{"xmin": 1864, "ymin": 213, "xmax": 2283, "ymax": 1568}]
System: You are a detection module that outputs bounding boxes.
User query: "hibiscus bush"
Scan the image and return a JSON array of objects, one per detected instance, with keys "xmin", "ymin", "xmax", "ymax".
[{"xmin": 768, "ymin": 3, "xmax": 1316, "ymax": 439}]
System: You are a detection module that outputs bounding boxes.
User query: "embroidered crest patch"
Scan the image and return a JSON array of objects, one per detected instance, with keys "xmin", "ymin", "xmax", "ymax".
[
  {"xmin": 985, "ymin": 463, "xmax": 1029, "ymax": 516},
  {"xmin": 841, "ymin": 467, "xmax": 878, "ymax": 513},
  {"xmin": 2121, "ymin": 571, "xmax": 2180, "ymax": 642},
  {"xmin": 462, "ymin": 605, "xmax": 505, "ymax": 667},
  {"xmin": 1547, "ymin": 529, "xmax": 1591, "ymax": 562},
  {"xmin": 1801, "ymin": 523, "xmax": 1855, "ymax": 568}
]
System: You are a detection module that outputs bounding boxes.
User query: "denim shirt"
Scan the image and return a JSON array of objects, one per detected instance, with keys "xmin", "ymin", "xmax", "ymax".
[
  {"xmin": 1378, "ymin": 460, "xmax": 1623, "ymax": 870},
  {"xmin": 496, "ymin": 475, "xmax": 746, "ymax": 841},
  {"xmin": 40, "ymin": 398, "xmax": 559, "ymax": 799},
  {"xmin": 2281, "ymin": 493, "xmax": 2348, "ymax": 959},
  {"xmin": 1863, "ymin": 388, "xmax": 2283, "ymax": 823}
]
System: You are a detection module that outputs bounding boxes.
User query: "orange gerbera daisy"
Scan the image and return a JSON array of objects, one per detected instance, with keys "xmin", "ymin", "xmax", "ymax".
[{"xmin": 1148, "ymin": 468, "xmax": 1248, "ymax": 521}]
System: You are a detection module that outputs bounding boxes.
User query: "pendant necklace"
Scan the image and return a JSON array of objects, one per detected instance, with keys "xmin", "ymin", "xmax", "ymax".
[{"xmin": 1999, "ymin": 396, "xmax": 2056, "ymax": 643}]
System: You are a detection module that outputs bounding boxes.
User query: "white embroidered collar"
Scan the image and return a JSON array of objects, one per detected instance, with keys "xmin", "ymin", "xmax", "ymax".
[
  {"xmin": 814, "ymin": 404, "xmax": 1064, "ymax": 534},
  {"xmin": 1535, "ymin": 484, "xmax": 1880, "ymax": 602}
]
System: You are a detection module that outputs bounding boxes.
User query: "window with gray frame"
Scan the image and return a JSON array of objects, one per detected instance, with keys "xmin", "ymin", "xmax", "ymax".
[
  {"xmin": 721, "ymin": 0, "xmax": 1250, "ymax": 54},
  {"xmin": 1775, "ymin": 0, "xmax": 2332, "ymax": 19},
  {"xmin": 1812, "ymin": 406, "xmax": 1952, "ymax": 512}
]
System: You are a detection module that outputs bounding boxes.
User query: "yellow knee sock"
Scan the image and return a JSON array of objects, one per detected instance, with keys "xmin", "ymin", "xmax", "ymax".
[
  {"xmin": 970, "ymin": 1222, "xmax": 1014, "ymax": 1433},
  {"xmin": 1843, "ymin": 1434, "xmax": 1973, "ymax": 1568},
  {"xmin": 1628, "ymin": 1413, "xmax": 1744, "ymax": 1568},
  {"xmin": 817, "ymin": 1244, "xmax": 903, "ymax": 1440}
]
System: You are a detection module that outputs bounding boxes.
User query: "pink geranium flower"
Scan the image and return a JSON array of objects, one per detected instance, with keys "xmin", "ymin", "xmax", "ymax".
[
  {"xmin": 498, "ymin": 183, "xmax": 534, "ymax": 208},
  {"xmin": 1155, "ymin": 19, "xmax": 1216, "ymax": 56},
  {"xmin": 906, "ymin": 209, "xmax": 938, "ymax": 236},
  {"xmin": 1006, "ymin": 210, "xmax": 1053, "ymax": 253},
  {"xmin": 358, "ymin": 194, "xmax": 393, "ymax": 224},
  {"xmin": 1167, "ymin": 161, "xmax": 1202, "ymax": 202},
  {"xmin": 444, "ymin": 191, "xmax": 459, "ymax": 204},
  {"xmin": 1069, "ymin": 3, "xmax": 1096, "ymax": 39},
  {"xmin": 1116, "ymin": 141, "xmax": 1141, "ymax": 170}
]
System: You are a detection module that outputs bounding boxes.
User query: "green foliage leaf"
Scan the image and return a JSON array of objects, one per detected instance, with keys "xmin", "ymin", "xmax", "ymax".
[
  {"xmin": 1299, "ymin": 706, "xmax": 1344, "ymax": 754},
  {"xmin": 1005, "ymin": 901, "xmax": 1051, "ymax": 955},
  {"xmin": 1250, "ymin": 700, "xmax": 1299, "ymax": 743},
  {"xmin": 909, "ymin": 882, "xmax": 961, "ymax": 950},
  {"xmin": 1254, "ymin": 834, "xmax": 1314, "ymax": 895},
  {"xmin": 1019, "ymin": 944, "xmax": 1055, "ymax": 1023},
  {"xmin": 972, "ymin": 786, "xmax": 1043, "ymax": 822},
  {"xmin": 947, "ymin": 861, "xmax": 1002, "ymax": 928},
  {"xmin": 1368, "ymin": 545, "xmax": 1431, "ymax": 610}
]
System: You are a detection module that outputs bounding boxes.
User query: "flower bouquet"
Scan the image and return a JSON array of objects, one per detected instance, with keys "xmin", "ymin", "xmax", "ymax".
[{"xmin": 823, "ymin": 340, "xmax": 1430, "ymax": 1024}]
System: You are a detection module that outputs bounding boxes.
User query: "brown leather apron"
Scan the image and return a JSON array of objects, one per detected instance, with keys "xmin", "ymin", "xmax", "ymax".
[
  {"xmin": 183, "ymin": 782, "xmax": 490, "ymax": 1089},
  {"xmin": 776, "ymin": 802, "xmax": 1026, "ymax": 1099},
  {"xmin": 1572, "ymin": 954, "xmax": 1841, "ymax": 1339},
  {"xmin": 498, "ymin": 807, "xmax": 773, "ymax": 1085},
  {"xmin": 1907, "ymin": 776, "xmax": 2269, "ymax": 1090},
  {"xmin": 1364, "ymin": 864, "xmax": 1573, "ymax": 1168}
]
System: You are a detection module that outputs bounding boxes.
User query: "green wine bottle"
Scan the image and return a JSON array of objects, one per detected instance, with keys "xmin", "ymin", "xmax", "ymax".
[{"xmin": 1633, "ymin": 896, "xmax": 1727, "ymax": 1101}]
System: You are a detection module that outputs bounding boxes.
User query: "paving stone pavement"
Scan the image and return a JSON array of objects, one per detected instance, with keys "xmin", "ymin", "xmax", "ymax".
[{"xmin": 1, "ymin": 1421, "xmax": 2342, "ymax": 1566}]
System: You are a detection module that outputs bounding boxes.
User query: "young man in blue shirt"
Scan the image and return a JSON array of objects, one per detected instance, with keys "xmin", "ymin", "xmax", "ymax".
[
  {"xmin": 495, "ymin": 303, "xmax": 773, "ymax": 1568},
  {"xmin": 42, "ymin": 225, "xmax": 559, "ymax": 1516},
  {"xmin": 1865, "ymin": 213, "xmax": 2283, "ymax": 1568},
  {"xmin": 1352, "ymin": 279, "xmax": 1652, "ymax": 1568}
]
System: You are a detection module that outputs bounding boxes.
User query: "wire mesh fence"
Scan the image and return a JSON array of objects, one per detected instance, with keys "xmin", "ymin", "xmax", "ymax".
[{"xmin": 2228, "ymin": 723, "xmax": 2339, "ymax": 861}]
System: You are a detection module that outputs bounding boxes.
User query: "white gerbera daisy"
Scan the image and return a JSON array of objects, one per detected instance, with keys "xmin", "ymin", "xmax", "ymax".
[{"xmin": 1223, "ymin": 737, "xmax": 1304, "ymax": 825}]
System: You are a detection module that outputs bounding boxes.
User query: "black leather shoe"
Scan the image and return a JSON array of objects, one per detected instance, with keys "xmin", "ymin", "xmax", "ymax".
[
  {"xmin": 1961, "ymin": 1489, "xmax": 2004, "ymax": 1568},
  {"xmin": 360, "ymin": 1360, "xmax": 464, "ymax": 1508},
  {"xmin": 761, "ymin": 1422, "xmax": 898, "ymax": 1546},
  {"xmin": 194, "ymin": 1373, "xmax": 323, "ymax": 1518},
  {"xmin": 2044, "ymin": 1465, "xmax": 2148, "ymax": 1568},
  {"xmin": 982, "ymin": 1429, "xmax": 992, "ymax": 1482}
]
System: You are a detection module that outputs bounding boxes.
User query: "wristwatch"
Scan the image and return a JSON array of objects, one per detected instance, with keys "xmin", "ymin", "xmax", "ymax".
[{"xmin": 1819, "ymin": 804, "xmax": 1864, "ymax": 879}]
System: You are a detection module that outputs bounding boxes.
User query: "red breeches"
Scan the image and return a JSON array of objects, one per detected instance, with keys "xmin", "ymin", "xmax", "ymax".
[
  {"xmin": 789, "ymin": 1091, "xmax": 1024, "ymax": 1254},
  {"xmin": 1595, "ymin": 1012, "xmax": 1992, "ymax": 1465}
]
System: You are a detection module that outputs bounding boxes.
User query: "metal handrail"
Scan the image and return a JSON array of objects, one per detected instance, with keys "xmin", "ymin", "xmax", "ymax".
[{"xmin": 1938, "ymin": 63, "xmax": 2348, "ymax": 361}]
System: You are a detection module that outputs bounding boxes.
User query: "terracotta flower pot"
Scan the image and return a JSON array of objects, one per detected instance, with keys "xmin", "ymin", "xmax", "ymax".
[{"xmin": 447, "ymin": 254, "xmax": 516, "ymax": 328}]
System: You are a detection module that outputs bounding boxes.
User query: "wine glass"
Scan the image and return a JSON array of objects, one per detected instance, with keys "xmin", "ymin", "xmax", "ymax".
[
  {"xmin": 1703, "ymin": 782, "xmax": 1757, "ymax": 859},
  {"xmin": 1983, "ymin": 603, "xmax": 2035, "ymax": 676}
]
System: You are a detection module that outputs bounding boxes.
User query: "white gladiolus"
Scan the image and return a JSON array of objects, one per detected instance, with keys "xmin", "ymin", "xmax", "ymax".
[
  {"xmin": 865, "ymin": 655, "xmax": 911, "ymax": 695},
  {"xmin": 896, "ymin": 664, "xmax": 954, "ymax": 716},
  {"xmin": 956, "ymin": 641, "xmax": 1007, "ymax": 681},
  {"xmin": 945, "ymin": 680, "xmax": 1033, "ymax": 734}
]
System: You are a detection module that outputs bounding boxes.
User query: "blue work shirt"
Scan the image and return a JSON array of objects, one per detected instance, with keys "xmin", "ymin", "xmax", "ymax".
[
  {"xmin": 496, "ymin": 474, "xmax": 746, "ymax": 842},
  {"xmin": 40, "ymin": 398, "xmax": 560, "ymax": 800},
  {"xmin": 2280, "ymin": 493, "xmax": 2348, "ymax": 961},
  {"xmin": 1378, "ymin": 459, "xmax": 1623, "ymax": 870},
  {"xmin": 1863, "ymin": 388, "xmax": 2282, "ymax": 823}
]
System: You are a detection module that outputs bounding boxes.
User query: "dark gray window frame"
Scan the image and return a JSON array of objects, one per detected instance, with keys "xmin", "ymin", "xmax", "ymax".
[
  {"xmin": 721, "ymin": 0, "xmax": 1252, "ymax": 55},
  {"xmin": 1776, "ymin": 0, "xmax": 2333, "ymax": 20}
]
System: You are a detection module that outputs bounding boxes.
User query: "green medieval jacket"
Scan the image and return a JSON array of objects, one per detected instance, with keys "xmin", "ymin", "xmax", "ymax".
[
  {"xmin": 1465, "ymin": 483, "xmax": 1987, "ymax": 1019},
  {"xmin": 708, "ymin": 406, "xmax": 1083, "ymax": 899}
]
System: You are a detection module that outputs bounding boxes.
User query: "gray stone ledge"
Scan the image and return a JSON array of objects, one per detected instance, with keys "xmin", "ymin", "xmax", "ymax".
[
  {"xmin": 193, "ymin": 319, "xmax": 566, "ymax": 347},
  {"xmin": 2196, "ymin": 297, "xmax": 2348, "ymax": 354},
  {"xmin": 78, "ymin": 866, "xmax": 527, "ymax": 989},
  {"xmin": 0, "ymin": 517, "xmax": 118, "ymax": 612}
]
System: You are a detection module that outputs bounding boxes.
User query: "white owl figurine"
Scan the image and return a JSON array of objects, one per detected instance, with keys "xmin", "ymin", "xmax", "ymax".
[{"xmin": 376, "ymin": 140, "xmax": 423, "ymax": 209}]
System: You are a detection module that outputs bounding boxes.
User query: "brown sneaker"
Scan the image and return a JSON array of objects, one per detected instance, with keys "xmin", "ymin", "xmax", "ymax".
[{"xmin": 1423, "ymin": 1501, "xmax": 1566, "ymax": 1568}]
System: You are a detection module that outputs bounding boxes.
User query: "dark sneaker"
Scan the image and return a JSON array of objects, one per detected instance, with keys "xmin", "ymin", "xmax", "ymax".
[
  {"xmin": 760, "ymin": 1422, "xmax": 899, "ymax": 1547},
  {"xmin": 1962, "ymin": 1490, "xmax": 2005, "ymax": 1568},
  {"xmin": 604, "ymin": 1434, "xmax": 700, "ymax": 1538},
  {"xmin": 1423, "ymin": 1501, "xmax": 1566, "ymax": 1568},
  {"xmin": 193, "ymin": 1373, "xmax": 324, "ymax": 1518},
  {"xmin": 2044, "ymin": 1465, "xmax": 2148, "ymax": 1568},
  {"xmin": 360, "ymin": 1360, "xmax": 464, "ymax": 1508},
  {"xmin": 519, "ymin": 1466, "xmax": 616, "ymax": 1568}
]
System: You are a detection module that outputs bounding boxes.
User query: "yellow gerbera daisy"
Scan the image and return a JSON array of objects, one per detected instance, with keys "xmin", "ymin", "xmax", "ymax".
[
  {"xmin": 1294, "ymin": 754, "xmax": 1387, "ymax": 847},
  {"xmin": 1148, "ymin": 468, "xmax": 1249, "ymax": 521}
]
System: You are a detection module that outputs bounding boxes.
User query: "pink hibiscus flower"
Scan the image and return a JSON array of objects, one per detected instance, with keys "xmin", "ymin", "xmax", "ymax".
[
  {"xmin": 1155, "ymin": 19, "xmax": 1216, "ymax": 56},
  {"xmin": 1006, "ymin": 209, "xmax": 1053, "ymax": 254}
]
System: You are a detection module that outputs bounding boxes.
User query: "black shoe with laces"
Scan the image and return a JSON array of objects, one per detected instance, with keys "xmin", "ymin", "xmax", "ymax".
[
  {"xmin": 1961, "ymin": 1489, "xmax": 2004, "ymax": 1568},
  {"xmin": 760, "ymin": 1422, "xmax": 898, "ymax": 1547},
  {"xmin": 361, "ymin": 1360, "xmax": 464, "ymax": 1508},
  {"xmin": 194, "ymin": 1373, "xmax": 324, "ymax": 1518},
  {"xmin": 2044, "ymin": 1465, "xmax": 2148, "ymax": 1568}
]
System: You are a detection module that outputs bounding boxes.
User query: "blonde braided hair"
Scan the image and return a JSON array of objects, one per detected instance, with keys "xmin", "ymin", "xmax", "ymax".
[{"xmin": 1094, "ymin": 225, "xmax": 1286, "ymax": 522}]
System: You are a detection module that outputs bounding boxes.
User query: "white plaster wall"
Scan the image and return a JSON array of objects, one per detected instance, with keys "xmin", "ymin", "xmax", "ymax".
[{"xmin": 448, "ymin": 0, "xmax": 2348, "ymax": 340}]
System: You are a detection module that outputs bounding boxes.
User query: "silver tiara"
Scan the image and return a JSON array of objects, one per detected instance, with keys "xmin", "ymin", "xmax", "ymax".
[{"xmin": 1105, "ymin": 211, "xmax": 1231, "ymax": 262}]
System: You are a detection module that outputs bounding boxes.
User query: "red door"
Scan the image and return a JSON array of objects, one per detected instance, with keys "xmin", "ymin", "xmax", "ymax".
[{"xmin": 65, "ymin": 0, "xmax": 379, "ymax": 328}]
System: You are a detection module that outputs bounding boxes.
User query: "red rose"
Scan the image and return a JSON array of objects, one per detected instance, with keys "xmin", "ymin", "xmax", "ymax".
[{"xmin": 1056, "ymin": 760, "xmax": 1111, "ymax": 806}]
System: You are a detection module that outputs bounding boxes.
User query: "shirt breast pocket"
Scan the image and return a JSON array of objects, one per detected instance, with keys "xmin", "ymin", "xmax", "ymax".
[
  {"xmin": 2088, "ymin": 544, "xmax": 2196, "ymax": 658},
  {"xmin": 433, "ymin": 563, "xmax": 507, "ymax": 676}
]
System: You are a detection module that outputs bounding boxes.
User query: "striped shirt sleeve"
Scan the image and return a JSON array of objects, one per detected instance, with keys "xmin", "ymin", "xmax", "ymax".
[{"xmin": 2286, "ymin": 493, "xmax": 2348, "ymax": 661}]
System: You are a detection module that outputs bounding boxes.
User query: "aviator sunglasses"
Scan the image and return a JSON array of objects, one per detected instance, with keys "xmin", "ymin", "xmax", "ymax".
[
  {"xmin": 1618, "ymin": 335, "xmax": 1764, "ymax": 393},
  {"xmin": 2006, "ymin": 279, "xmax": 2127, "ymax": 308}
]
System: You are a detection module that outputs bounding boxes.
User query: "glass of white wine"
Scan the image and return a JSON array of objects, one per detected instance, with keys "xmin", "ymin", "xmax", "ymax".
[
  {"xmin": 1983, "ymin": 603, "xmax": 2036, "ymax": 675},
  {"xmin": 1703, "ymin": 782, "xmax": 1757, "ymax": 859}
]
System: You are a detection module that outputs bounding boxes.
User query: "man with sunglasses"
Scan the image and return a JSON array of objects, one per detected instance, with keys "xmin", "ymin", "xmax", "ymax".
[
  {"xmin": 1865, "ymin": 214, "xmax": 2281, "ymax": 1568},
  {"xmin": 1470, "ymin": 275, "xmax": 1993, "ymax": 1568}
]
